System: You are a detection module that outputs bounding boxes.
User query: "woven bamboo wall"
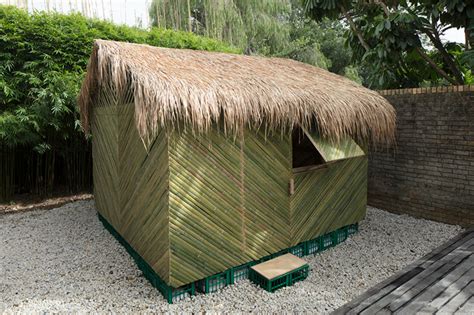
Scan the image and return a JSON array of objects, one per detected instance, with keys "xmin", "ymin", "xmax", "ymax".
[
  {"xmin": 117, "ymin": 105, "xmax": 170, "ymax": 283},
  {"xmin": 93, "ymin": 101, "xmax": 367, "ymax": 288},
  {"xmin": 243, "ymin": 130, "xmax": 291, "ymax": 258},
  {"xmin": 93, "ymin": 103, "xmax": 170, "ymax": 283},
  {"xmin": 168, "ymin": 126, "xmax": 246, "ymax": 286},
  {"xmin": 168, "ymin": 127, "xmax": 291, "ymax": 287},
  {"xmin": 92, "ymin": 105, "xmax": 120, "ymax": 229},
  {"xmin": 290, "ymin": 156, "xmax": 368, "ymax": 245}
]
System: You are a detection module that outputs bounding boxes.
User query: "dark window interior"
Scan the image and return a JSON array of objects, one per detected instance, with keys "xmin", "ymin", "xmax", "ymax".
[{"xmin": 292, "ymin": 127, "xmax": 325, "ymax": 168}]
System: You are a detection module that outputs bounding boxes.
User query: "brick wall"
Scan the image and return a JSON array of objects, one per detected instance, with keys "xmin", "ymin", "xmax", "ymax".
[{"xmin": 368, "ymin": 85, "xmax": 474, "ymax": 227}]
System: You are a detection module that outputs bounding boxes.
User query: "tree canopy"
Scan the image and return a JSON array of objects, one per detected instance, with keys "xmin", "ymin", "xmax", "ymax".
[
  {"xmin": 149, "ymin": 0, "xmax": 358, "ymax": 78},
  {"xmin": 150, "ymin": 0, "xmax": 292, "ymax": 55},
  {"xmin": 304, "ymin": 0, "xmax": 474, "ymax": 88}
]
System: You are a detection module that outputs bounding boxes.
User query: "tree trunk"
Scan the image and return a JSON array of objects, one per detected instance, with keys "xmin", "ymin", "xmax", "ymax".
[
  {"xmin": 374, "ymin": 0, "xmax": 390, "ymax": 17},
  {"xmin": 424, "ymin": 26, "xmax": 464, "ymax": 84},
  {"xmin": 339, "ymin": 4, "xmax": 370, "ymax": 52},
  {"xmin": 187, "ymin": 0, "xmax": 192, "ymax": 32},
  {"xmin": 0, "ymin": 145, "xmax": 14, "ymax": 202},
  {"xmin": 414, "ymin": 46, "xmax": 458, "ymax": 85},
  {"xmin": 466, "ymin": 17, "xmax": 472, "ymax": 50}
]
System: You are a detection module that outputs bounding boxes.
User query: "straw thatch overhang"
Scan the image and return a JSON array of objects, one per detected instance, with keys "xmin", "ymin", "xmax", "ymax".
[{"xmin": 79, "ymin": 40, "xmax": 395, "ymax": 146}]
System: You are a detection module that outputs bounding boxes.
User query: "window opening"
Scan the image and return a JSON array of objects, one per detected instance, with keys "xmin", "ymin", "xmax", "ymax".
[{"xmin": 292, "ymin": 127, "xmax": 325, "ymax": 168}]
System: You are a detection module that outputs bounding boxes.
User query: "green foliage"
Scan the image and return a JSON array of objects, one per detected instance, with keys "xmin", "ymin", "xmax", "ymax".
[
  {"xmin": 0, "ymin": 5, "xmax": 236, "ymax": 150},
  {"xmin": 304, "ymin": 0, "xmax": 474, "ymax": 89},
  {"xmin": 150, "ymin": 0, "xmax": 292, "ymax": 55},
  {"xmin": 275, "ymin": 5, "xmax": 330, "ymax": 69},
  {"xmin": 343, "ymin": 66, "xmax": 362, "ymax": 85},
  {"xmin": 149, "ymin": 0, "xmax": 360, "ymax": 80},
  {"xmin": 287, "ymin": 16, "xmax": 355, "ymax": 75},
  {"xmin": 272, "ymin": 3, "xmax": 360, "ymax": 79}
]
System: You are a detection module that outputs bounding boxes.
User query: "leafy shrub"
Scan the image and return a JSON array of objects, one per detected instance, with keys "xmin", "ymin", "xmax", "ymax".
[
  {"xmin": 0, "ymin": 5, "xmax": 238, "ymax": 149},
  {"xmin": 0, "ymin": 5, "xmax": 238, "ymax": 199}
]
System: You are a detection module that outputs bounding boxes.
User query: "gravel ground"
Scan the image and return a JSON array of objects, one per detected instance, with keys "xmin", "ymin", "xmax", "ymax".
[{"xmin": 0, "ymin": 200, "xmax": 462, "ymax": 313}]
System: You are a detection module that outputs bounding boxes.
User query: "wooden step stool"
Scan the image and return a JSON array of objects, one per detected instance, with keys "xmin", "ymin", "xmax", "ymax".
[{"xmin": 249, "ymin": 253, "xmax": 309, "ymax": 292}]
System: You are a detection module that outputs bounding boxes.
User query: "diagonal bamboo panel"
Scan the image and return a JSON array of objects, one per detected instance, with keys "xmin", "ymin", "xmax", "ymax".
[
  {"xmin": 92, "ymin": 105, "xmax": 120, "ymax": 229},
  {"xmin": 290, "ymin": 156, "xmax": 368, "ymax": 245},
  {"xmin": 117, "ymin": 104, "xmax": 170, "ymax": 283},
  {"xmin": 168, "ymin": 126, "xmax": 251, "ymax": 287},
  {"xmin": 92, "ymin": 79, "xmax": 125, "ymax": 229},
  {"xmin": 92, "ymin": 82, "xmax": 170, "ymax": 284},
  {"xmin": 168, "ymin": 126, "xmax": 292, "ymax": 287},
  {"xmin": 243, "ymin": 129, "xmax": 291, "ymax": 258}
]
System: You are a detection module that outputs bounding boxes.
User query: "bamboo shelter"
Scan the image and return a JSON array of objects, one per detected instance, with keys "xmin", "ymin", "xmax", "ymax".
[{"xmin": 79, "ymin": 40, "xmax": 395, "ymax": 300}]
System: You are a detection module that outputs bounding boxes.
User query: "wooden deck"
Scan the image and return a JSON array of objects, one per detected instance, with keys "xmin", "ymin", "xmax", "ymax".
[{"xmin": 334, "ymin": 229, "xmax": 474, "ymax": 315}]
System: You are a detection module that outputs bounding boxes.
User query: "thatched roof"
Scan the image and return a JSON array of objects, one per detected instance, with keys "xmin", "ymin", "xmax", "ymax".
[{"xmin": 79, "ymin": 40, "xmax": 395, "ymax": 145}]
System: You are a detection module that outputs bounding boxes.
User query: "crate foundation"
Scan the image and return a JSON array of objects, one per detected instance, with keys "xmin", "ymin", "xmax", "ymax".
[
  {"xmin": 197, "ymin": 270, "xmax": 231, "ymax": 293},
  {"xmin": 347, "ymin": 223, "xmax": 359, "ymax": 235},
  {"xmin": 332, "ymin": 227, "xmax": 348, "ymax": 245},
  {"xmin": 320, "ymin": 233, "xmax": 335, "ymax": 249},
  {"xmin": 98, "ymin": 213, "xmax": 195, "ymax": 303},
  {"xmin": 230, "ymin": 262, "xmax": 255, "ymax": 284},
  {"xmin": 288, "ymin": 243, "xmax": 305, "ymax": 257},
  {"xmin": 305, "ymin": 238, "xmax": 322, "ymax": 255},
  {"xmin": 99, "ymin": 212, "xmax": 359, "ymax": 303}
]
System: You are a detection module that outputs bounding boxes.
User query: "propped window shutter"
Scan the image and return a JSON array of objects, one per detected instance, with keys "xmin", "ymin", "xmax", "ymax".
[{"xmin": 302, "ymin": 128, "xmax": 365, "ymax": 162}]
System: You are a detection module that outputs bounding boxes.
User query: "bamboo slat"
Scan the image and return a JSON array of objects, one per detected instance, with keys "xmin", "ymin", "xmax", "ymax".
[
  {"xmin": 93, "ymin": 90, "xmax": 170, "ymax": 283},
  {"xmin": 243, "ymin": 129, "xmax": 291, "ymax": 258},
  {"xmin": 167, "ymin": 125, "xmax": 292, "ymax": 287}
]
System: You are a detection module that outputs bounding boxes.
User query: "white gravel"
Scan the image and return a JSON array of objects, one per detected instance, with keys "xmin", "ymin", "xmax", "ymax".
[{"xmin": 0, "ymin": 200, "xmax": 462, "ymax": 313}]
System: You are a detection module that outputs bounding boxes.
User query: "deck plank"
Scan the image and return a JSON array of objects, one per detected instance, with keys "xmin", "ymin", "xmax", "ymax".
[
  {"xmin": 394, "ymin": 255, "xmax": 474, "ymax": 314},
  {"xmin": 333, "ymin": 229, "xmax": 474, "ymax": 315},
  {"xmin": 437, "ymin": 281, "xmax": 474, "ymax": 314},
  {"xmin": 360, "ymin": 240, "xmax": 474, "ymax": 314},
  {"xmin": 336, "ymin": 230, "xmax": 474, "ymax": 315},
  {"xmin": 387, "ymin": 246, "xmax": 474, "ymax": 312},
  {"xmin": 455, "ymin": 296, "xmax": 474, "ymax": 315},
  {"xmin": 250, "ymin": 253, "xmax": 307, "ymax": 280},
  {"xmin": 418, "ymin": 270, "xmax": 474, "ymax": 313}
]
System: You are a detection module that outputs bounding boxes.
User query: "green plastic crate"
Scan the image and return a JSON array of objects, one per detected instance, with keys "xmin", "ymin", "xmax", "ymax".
[
  {"xmin": 320, "ymin": 233, "xmax": 334, "ymax": 249},
  {"xmin": 289, "ymin": 264, "xmax": 310, "ymax": 284},
  {"xmin": 164, "ymin": 282, "xmax": 195, "ymax": 303},
  {"xmin": 305, "ymin": 237, "xmax": 322, "ymax": 255},
  {"xmin": 197, "ymin": 270, "xmax": 231, "ymax": 293},
  {"xmin": 332, "ymin": 227, "xmax": 348, "ymax": 245},
  {"xmin": 288, "ymin": 243, "xmax": 305, "ymax": 258},
  {"xmin": 100, "ymin": 211, "xmax": 360, "ymax": 303},
  {"xmin": 229, "ymin": 262, "xmax": 255, "ymax": 283},
  {"xmin": 347, "ymin": 223, "xmax": 359, "ymax": 235},
  {"xmin": 249, "ymin": 264, "xmax": 309, "ymax": 292}
]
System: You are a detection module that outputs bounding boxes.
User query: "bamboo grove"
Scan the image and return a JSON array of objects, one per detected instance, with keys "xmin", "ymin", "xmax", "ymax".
[{"xmin": 0, "ymin": 5, "xmax": 236, "ymax": 201}]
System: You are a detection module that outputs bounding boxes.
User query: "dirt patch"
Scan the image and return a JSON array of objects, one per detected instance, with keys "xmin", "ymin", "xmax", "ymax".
[{"xmin": 0, "ymin": 193, "xmax": 93, "ymax": 215}]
